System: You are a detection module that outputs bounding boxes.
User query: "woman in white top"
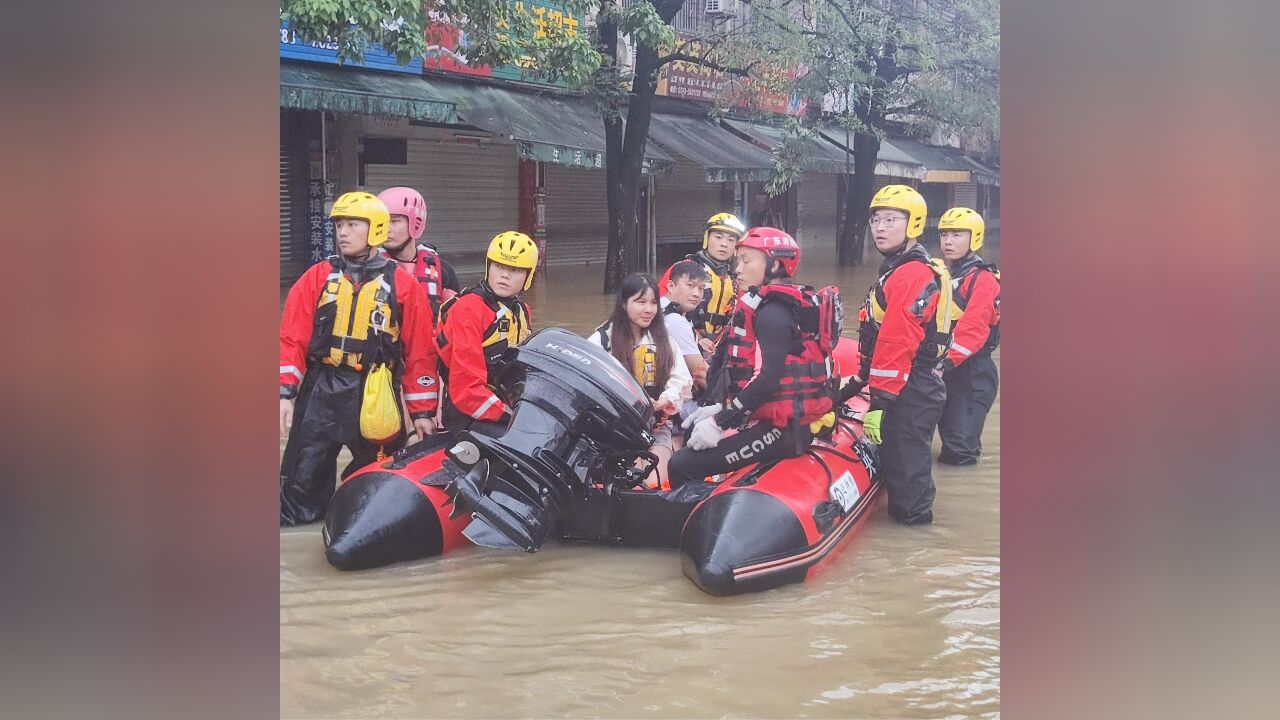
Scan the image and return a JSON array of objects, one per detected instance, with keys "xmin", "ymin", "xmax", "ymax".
[{"xmin": 587, "ymin": 273, "xmax": 692, "ymax": 489}]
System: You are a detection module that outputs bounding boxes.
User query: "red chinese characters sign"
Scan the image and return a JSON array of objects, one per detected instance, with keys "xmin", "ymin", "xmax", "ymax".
[
  {"xmin": 656, "ymin": 34, "xmax": 807, "ymax": 116},
  {"xmin": 423, "ymin": 1, "xmax": 582, "ymax": 86}
]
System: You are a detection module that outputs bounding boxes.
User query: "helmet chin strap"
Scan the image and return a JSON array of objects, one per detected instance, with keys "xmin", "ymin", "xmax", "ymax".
[{"xmin": 388, "ymin": 240, "xmax": 417, "ymax": 262}]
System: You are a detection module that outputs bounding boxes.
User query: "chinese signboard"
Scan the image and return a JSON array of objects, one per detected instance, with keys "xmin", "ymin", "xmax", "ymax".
[
  {"xmin": 307, "ymin": 180, "xmax": 335, "ymax": 263},
  {"xmin": 656, "ymin": 34, "xmax": 807, "ymax": 116},
  {"xmin": 423, "ymin": 1, "xmax": 583, "ymax": 87},
  {"xmin": 279, "ymin": 22, "xmax": 423, "ymax": 74}
]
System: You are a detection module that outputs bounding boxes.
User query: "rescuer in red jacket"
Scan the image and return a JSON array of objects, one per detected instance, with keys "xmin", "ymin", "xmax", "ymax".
[
  {"xmin": 278, "ymin": 192, "xmax": 439, "ymax": 526},
  {"xmin": 435, "ymin": 231, "xmax": 537, "ymax": 431},
  {"xmin": 377, "ymin": 186, "xmax": 461, "ymax": 320},
  {"xmin": 842, "ymin": 185, "xmax": 955, "ymax": 525},
  {"xmin": 935, "ymin": 207, "xmax": 1000, "ymax": 466},
  {"xmin": 668, "ymin": 228, "xmax": 837, "ymax": 489}
]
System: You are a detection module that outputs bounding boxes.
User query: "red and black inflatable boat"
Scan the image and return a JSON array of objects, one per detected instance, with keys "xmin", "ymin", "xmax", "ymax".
[{"xmin": 322, "ymin": 329, "xmax": 880, "ymax": 596}]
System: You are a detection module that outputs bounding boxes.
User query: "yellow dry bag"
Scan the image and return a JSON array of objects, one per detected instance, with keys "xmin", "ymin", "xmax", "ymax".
[{"xmin": 360, "ymin": 364, "xmax": 402, "ymax": 443}]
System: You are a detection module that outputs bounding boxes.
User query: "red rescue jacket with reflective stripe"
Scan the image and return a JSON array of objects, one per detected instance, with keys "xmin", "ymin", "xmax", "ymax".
[
  {"xmin": 435, "ymin": 284, "xmax": 532, "ymax": 423},
  {"xmin": 945, "ymin": 256, "xmax": 1000, "ymax": 369},
  {"xmin": 859, "ymin": 244, "xmax": 943, "ymax": 404},
  {"xmin": 279, "ymin": 258, "xmax": 439, "ymax": 416}
]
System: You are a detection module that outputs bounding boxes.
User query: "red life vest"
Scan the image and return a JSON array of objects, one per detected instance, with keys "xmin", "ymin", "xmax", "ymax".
[
  {"xmin": 723, "ymin": 283, "xmax": 835, "ymax": 428},
  {"xmin": 391, "ymin": 244, "xmax": 454, "ymax": 320}
]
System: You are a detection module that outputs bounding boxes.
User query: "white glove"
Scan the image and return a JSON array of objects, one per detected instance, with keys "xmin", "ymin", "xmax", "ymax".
[
  {"xmin": 681, "ymin": 402, "xmax": 722, "ymax": 431},
  {"xmin": 687, "ymin": 415, "xmax": 724, "ymax": 451}
]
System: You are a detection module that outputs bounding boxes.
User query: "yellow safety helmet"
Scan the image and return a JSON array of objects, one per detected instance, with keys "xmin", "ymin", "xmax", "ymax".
[
  {"xmin": 938, "ymin": 207, "xmax": 986, "ymax": 252},
  {"xmin": 329, "ymin": 192, "xmax": 391, "ymax": 247},
  {"xmin": 486, "ymin": 231, "xmax": 539, "ymax": 291},
  {"xmin": 869, "ymin": 184, "xmax": 927, "ymax": 239},
  {"xmin": 703, "ymin": 212, "xmax": 746, "ymax": 249}
]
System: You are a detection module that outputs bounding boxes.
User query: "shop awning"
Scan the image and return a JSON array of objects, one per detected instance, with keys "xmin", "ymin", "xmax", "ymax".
[
  {"xmin": 646, "ymin": 113, "xmax": 777, "ymax": 183},
  {"xmin": 279, "ymin": 61, "xmax": 457, "ymax": 124},
  {"xmin": 888, "ymin": 138, "xmax": 1000, "ymax": 186},
  {"xmin": 815, "ymin": 129, "xmax": 927, "ymax": 180},
  {"xmin": 722, "ymin": 119, "xmax": 856, "ymax": 175},
  {"xmin": 429, "ymin": 82, "xmax": 674, "ymax": 175}
]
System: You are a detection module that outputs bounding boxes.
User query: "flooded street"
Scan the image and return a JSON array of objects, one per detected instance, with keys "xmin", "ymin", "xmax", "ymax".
[{"xmin": 281, "ymin": 239, "xmax": 1001, "ymax": 718}]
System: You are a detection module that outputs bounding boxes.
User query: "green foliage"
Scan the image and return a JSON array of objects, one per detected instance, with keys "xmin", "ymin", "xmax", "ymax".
[
  {"xmin": 281, "ymin": 0, "xmax": 429, "ymax": 65},
  {"xmin": 620, "ymin": 2, "xmax": 677, "ymax": 51},
  {"xmin": 734, "ymin": 0, "xmax": 1000, "ymax": 191}
]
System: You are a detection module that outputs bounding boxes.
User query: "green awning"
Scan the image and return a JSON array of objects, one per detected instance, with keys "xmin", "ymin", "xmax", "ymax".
[
  {"xmin": 646, "ymin": 113, "xmax": 777, "ymax": 183},
  {"xmin": 427, "ymin": 80, "xmax": 674, "ymax": 175},
  {"xmin": 816, "ymin": 129, "xmax": 927, "ymax": 180},
  {"xmin": 721, "ymin": 119, "xmax": 857, "ymax": 175},
  {"xmin": 280, "ymin": 61, "xmax": 457, "ymax": 124},
  {"xmin": 887, "ymin": 138, "xmax": 999, "ymax": 186}
]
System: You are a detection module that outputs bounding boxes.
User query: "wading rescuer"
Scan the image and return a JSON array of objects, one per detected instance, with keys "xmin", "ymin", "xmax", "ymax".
[
  {"xmin": 659, "ymin": 212, "xmax": 746, "ymax": 347},
  {"xmin": 841, "ymin": 185, "xmax": 955, "ymax": 525},
  {"xmin": 668, "ymin": 228, "xmax": 839, "ymax": 490},
  {"xmin": 435, "ymin": 231, "xmax": 537, "ymax": 431},
  {"xmin": 377, "ymin": 186, "xmax": 461, "ymax": 320},
  {"xmin": 279, "ymin": 192, "xmax": 439, "ymax": 526},
  {"xmin": 935, "ymin": 207, "xmax": 1000, "ymax": 465}
]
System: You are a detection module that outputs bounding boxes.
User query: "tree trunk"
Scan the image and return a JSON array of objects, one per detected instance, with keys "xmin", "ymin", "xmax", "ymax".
[
  {"xmin": 601, "ymin": 0, "xmax": 686, "ymax": 294},
  {"xmin": 844, "ymin": 131, "xmax": 881, "ymax": 266}
]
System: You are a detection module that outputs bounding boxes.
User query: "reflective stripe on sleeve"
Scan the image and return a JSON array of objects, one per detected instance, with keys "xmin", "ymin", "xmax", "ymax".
[
  {"xmin": 280, "ymin": 365, "xmax": 303, "ymax": 381},
  {"xmin": 869, "ymin": 368, "xmax": 899, "ymax": 378},
  {"xmin": 951, "ymin": 342, "xmax": 975, "ymax": 357},
  {"xmin": 469, "ymin": 394, "xmax": 500, "ymax": 419}
]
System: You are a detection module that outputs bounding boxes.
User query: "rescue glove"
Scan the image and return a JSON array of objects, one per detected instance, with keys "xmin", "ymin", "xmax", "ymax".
[
  {"xmin": 862, "ymin": 409, "xmax": 884, "ymax": 445},
  {"xmin": 687, "ymin": 415, "xmax": 724, "ymax": 451},
  {"xmin": 681, "ymin": 403, "xmax": 722, "ymax": 431}
]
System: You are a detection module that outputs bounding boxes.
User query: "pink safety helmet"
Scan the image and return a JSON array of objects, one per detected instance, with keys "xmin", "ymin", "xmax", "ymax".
[
  {"xmin": 377, "ymin": 187, "xmax": 428, "ymax": 240},
  {"xmin": 738, "ymin": 226, "xmax": 800, "ymax": 277}
]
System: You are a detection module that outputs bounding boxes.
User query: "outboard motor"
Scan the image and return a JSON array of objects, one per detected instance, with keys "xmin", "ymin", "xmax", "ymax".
[{"xmin": 444, "ymin": 328, "xmax": 657, "ymax": 552}]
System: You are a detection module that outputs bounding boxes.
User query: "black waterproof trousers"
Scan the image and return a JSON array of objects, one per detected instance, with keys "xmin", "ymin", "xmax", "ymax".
[
  {"xmin": 280, "ymin": 366, "xmax": 405, "ymax": 526},
  {"xmin": 937, "ymin": 353, "xmax": 999, "ymax": 465},
  {"xmin": 667, "ymin": 421, "xmax": 812, "ymax": 490},
  {"xmin": 879, "ymin": 369, "xmax": 946, "ymax": 525}
]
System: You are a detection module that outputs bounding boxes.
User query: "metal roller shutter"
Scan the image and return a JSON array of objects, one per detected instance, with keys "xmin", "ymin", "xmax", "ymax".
[
  {"xmin": 953, "ymin": 182, "xmax": 978, "ymax": 209},
  {"xmin": 798, "ymin": 171, "xmax": 838, "ymax": 249},
  {"xmin": 542, "ymin": 164, "xmax": 609, "ymax": 267},
  {"xmin": 365, "ymin": 139, "xmax": 518, "ymax": 277},
  {"xmin": 280, "ymin": 144, "xmax": 296, "ymax": 287},
  {"xmin": 655, "ymin": 158, "xmax": 722, "ymax": 244}
]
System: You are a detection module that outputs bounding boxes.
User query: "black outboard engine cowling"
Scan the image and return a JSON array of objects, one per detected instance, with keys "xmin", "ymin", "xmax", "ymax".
[{"xmin": 444, "ymin": 328, "xmax": 656, "ymax": 552}]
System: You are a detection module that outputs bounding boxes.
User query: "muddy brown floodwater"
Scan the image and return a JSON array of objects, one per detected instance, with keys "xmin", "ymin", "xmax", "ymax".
[{"xmin": 281, "ymin": 240, "xmax": 1000, "ymax": 719}]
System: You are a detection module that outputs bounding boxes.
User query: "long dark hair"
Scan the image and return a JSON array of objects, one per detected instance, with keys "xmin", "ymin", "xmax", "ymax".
[{"xmin": 605, "ymin": 273, "xmax": 674, "ymax": 392}]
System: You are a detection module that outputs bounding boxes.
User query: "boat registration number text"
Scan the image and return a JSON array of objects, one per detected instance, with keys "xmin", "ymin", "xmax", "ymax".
[{"xmin": 830, "ymin": 471, "xmax": 861, "ymax": 512}]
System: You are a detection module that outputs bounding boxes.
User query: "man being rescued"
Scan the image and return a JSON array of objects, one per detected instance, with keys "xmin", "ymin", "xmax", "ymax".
[
  {"xmin": 278, "ymin": 192, "xmax": 439, "ymax": 526},
  {"xmin": 668, "ymin": 228, "xmax": 838, "ymax": 490},
  {"xmin": 659, "ymin": 212, "xmax": 746, "ymax": 353},
  {"xmin": 435, "ymin": 232, "xmax": 537, "ymax": 432}
]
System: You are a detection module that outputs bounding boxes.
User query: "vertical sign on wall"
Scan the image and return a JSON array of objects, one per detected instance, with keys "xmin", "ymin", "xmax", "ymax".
[{"xmin": 307, "ymin": 179, "xmax": 334, "ymax": 262}]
